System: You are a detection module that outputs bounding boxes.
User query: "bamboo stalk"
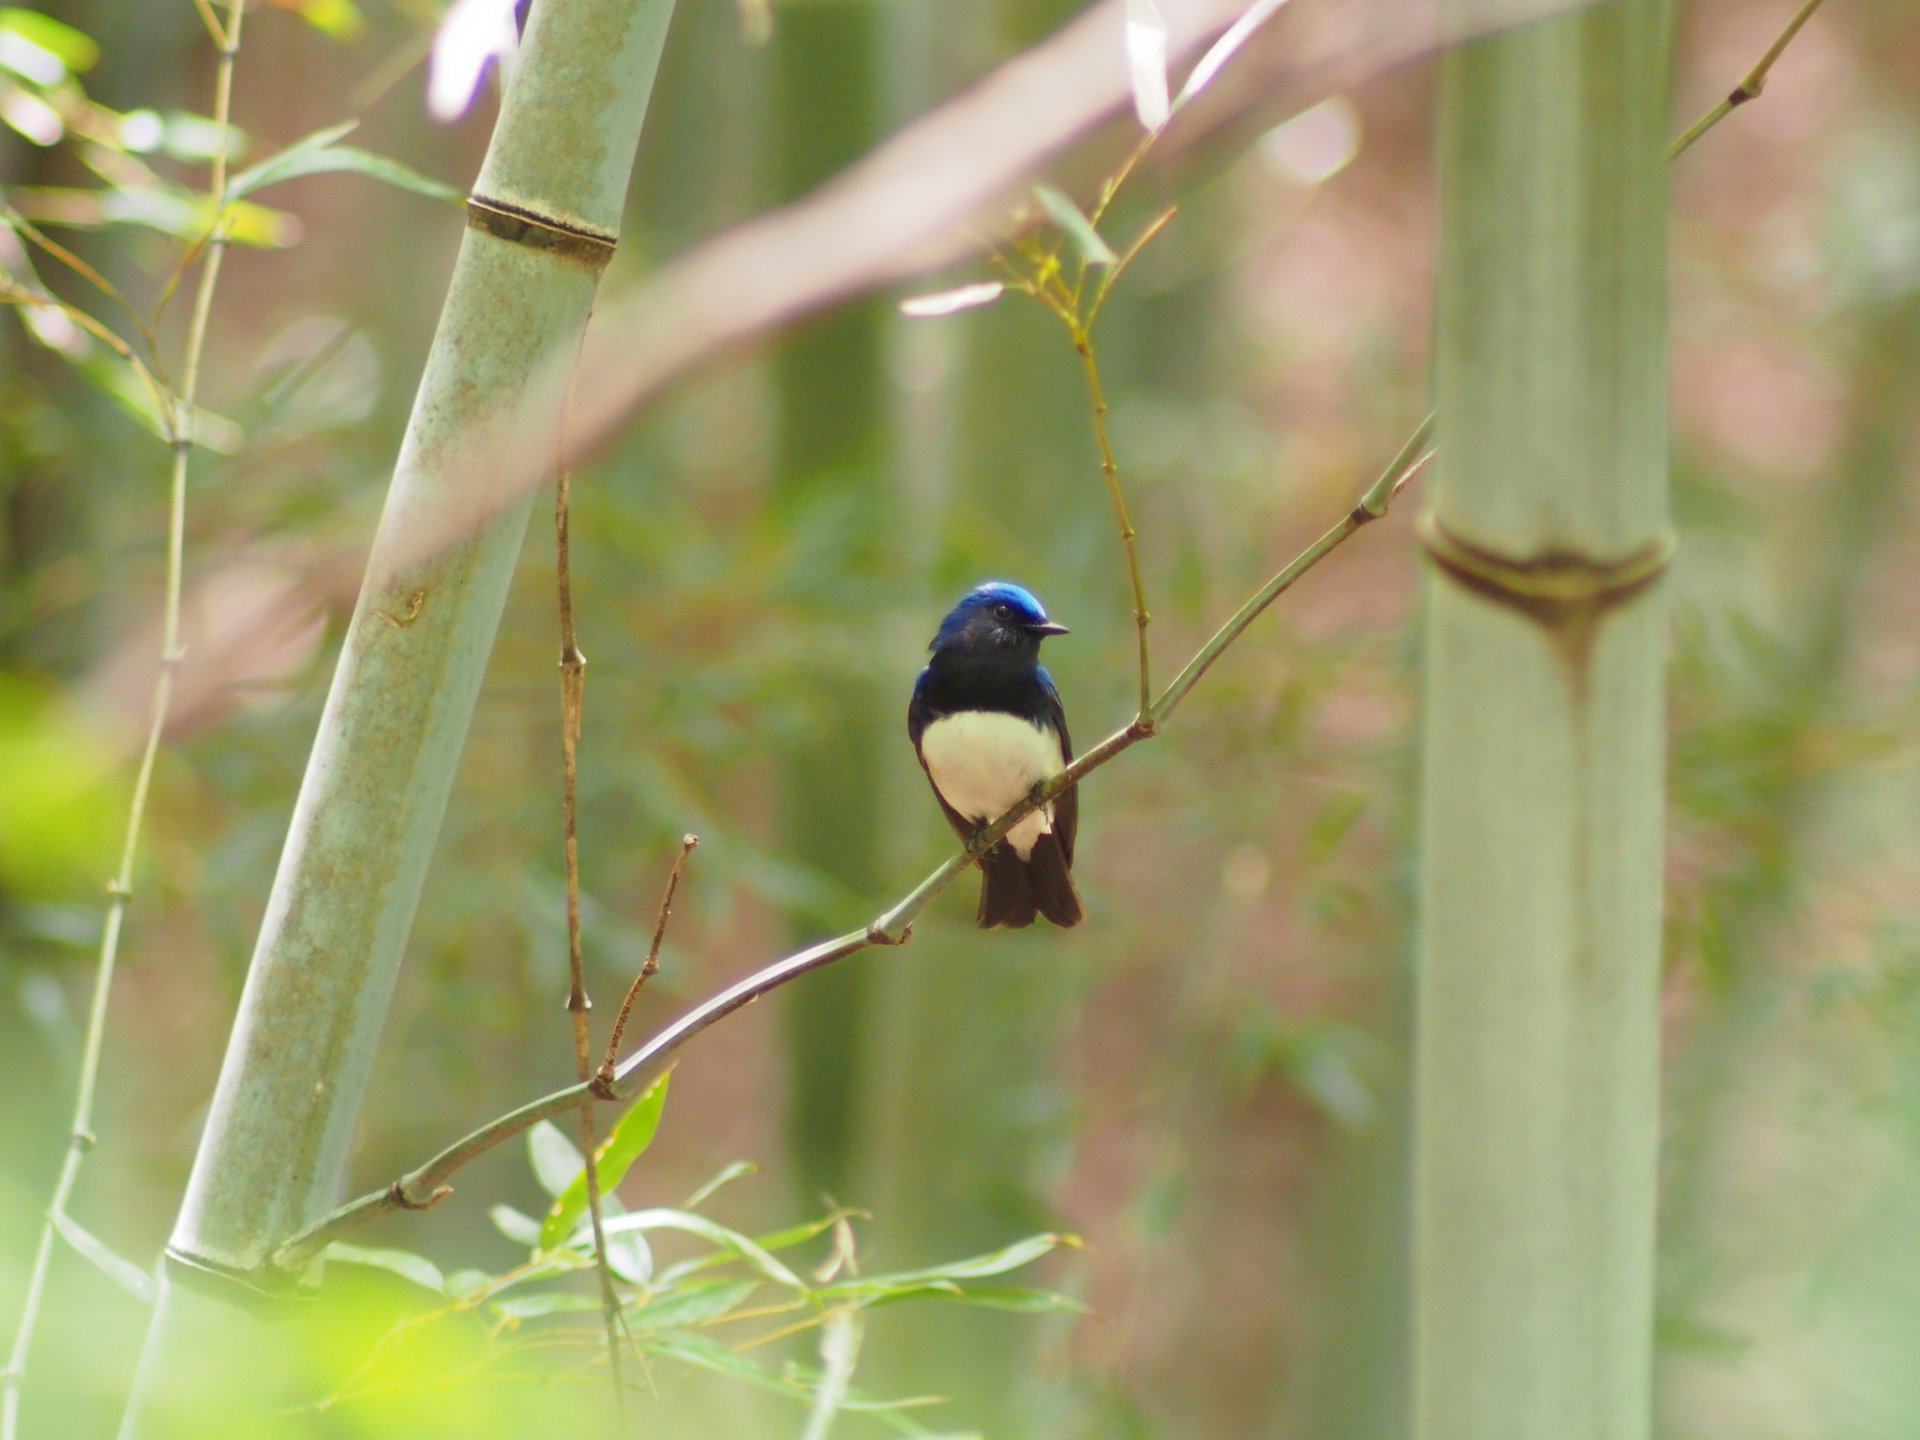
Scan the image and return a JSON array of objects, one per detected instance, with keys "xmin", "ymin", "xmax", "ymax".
[
  {"xmin": 0, "ymin": 6, "xmax": 244, "ymax": 1434},
  {"xmin": 1411, "ymin": 2, "xmax": 1673, "ymax": 1438},
  {"xmin": 115, "ymin": 0, "xmax": 678, "ymax": 1432}
]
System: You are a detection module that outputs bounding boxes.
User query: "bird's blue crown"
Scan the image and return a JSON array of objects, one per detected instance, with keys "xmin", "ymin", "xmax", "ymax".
[{"xmin": 932, "ymin": 581, "xmax": 1052, "ymax": 648}]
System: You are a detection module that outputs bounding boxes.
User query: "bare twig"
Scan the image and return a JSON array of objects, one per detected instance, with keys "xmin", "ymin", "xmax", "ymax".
[
  {"xmin": 270, "ymin": 413, "xmax": 1432, "ymax": 1277},
  {"xmin": 1668, "ymin": 0, "xmax": 1832, "ymax": 160},
  {"xmin": 598, "ymin": 835, "xmax": 699, "ymax": 1084},
  {"xmin": 1, "ymin": 5, "xmax": 245, "ymax": 1436},
  {"xmin": 553, "ymin": 367, "xmax": 627, "ymax": 1422}
]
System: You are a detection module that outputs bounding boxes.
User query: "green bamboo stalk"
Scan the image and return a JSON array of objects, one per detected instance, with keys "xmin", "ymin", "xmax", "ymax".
[
  {"xmin": 115, "ymin": 0, "xmax": 677, "ymax": 1431},
  {"xmin": 1, "ymin": 6, "xmax": 243, "ymax": 1434},
  {"xmin": 1412, "ymin": 2, "xmax": 1672, "ymax": 1438},
  {"xmin": 768, "ymin": 0, "xmax": 892, "ymax": 1208}
]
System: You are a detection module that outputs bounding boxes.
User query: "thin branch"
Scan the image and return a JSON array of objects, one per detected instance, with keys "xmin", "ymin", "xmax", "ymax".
[
  {"xmin": 1, "ymin": 5, "xmax": 245, "ymax": 1435},
  {"xmin": 2, "ymin": 207, "xmax": 160, "ymax": 358},
  {"xmin": 552, "ymin": 360, "xmax": 627, "ymax": 1422},
  {"xmin": 598, "ymin": 835, "xmax": 698, "ymax": 1083},
  {"xmin": 270, "ymin": 414, "xmax": 1425, "ymax": 1278},
  {"xmin": 1668, "ymin": 0, "xmax": 1831, "ymax": 160},
  {"xmin": 1070, "ymin": 320, "xmax": 1154, "ymax": 721}
]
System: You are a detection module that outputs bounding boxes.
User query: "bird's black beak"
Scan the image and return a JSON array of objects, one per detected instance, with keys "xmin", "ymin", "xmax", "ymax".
[{"xmin": 1029, "ymin": 620, "xmax": 1070, "ymax": 636}]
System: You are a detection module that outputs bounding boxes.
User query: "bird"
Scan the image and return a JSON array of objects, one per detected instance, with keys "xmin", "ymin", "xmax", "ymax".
[{"xmin": 907, "ymin": 581, "xmax": 1082, "ymax": 929}]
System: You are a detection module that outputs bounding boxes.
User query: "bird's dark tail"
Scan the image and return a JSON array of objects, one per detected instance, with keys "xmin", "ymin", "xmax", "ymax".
[
  {"xmin": 1026, "ymin": 831, "xmax": 1082, "ymax": 928},
  {"xmin": 977, "ymin": 835, "xmax": 1081, "ymax": 929},
  {"xmin": 977, "ymin": 843, "xmax": 1038, "ymax": 928}
]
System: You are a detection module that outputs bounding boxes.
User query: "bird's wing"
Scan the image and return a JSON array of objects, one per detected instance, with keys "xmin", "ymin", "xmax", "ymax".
[
  {"xmin": 908, "ymin": 666, "xmax": 975, "ymax": 844},
  {"xmin": 1039, "ymin": 667, "xmax": 1077, "ymax": 867}
]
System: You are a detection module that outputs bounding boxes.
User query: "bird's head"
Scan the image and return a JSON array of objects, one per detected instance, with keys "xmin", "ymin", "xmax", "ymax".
[{"xmin": 930, "ymin": 581, "xmax": 1069, "ymax": 657}]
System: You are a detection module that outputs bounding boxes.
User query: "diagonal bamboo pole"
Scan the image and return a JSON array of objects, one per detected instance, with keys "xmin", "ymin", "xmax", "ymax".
[
  {"xmin": 1412, "ymin": 2, "xmax": 1673, "ymax": 1437},
  {"xmin": 115, "ymin": 0, "xmax": 678, "ymax": 1432}
]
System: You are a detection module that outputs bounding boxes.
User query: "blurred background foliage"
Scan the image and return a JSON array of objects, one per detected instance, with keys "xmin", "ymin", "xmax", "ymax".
[{"xmin": 4, "ymin": 0, "xmax": 1920, "ymax": 1435}]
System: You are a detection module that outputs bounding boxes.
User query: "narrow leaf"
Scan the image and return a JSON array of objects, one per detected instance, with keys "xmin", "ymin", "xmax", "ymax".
[
  {"xmin": 625, "ymin": 1278, "xmax": 760, "ymax": 1331},
  {"xmin": 52, "ymin": 1212, "xmax": 154, "ymax": 1304},
  {"xmin": 899, "ymin": 281, "xmax": 1005, "ymax": 318},
  {"xmin": 526, "ymin": 1118, "xmax": 585, "ymax": 1198},
  {"xmin": 324, "ymin": 1242, "xmax": 447, "ymax": 1294},
  {"xmin": 0, "ymin": 8, "xmax": 101, "ymax": 74},
  {"xmin": 489, "ymin": 1203, "xmax": 541, "ymax": 1248},
  {"xmin": 492, "ymin": 1290, "xmax": 603, "ymax": 1319},
  {"xmin": 1033, "ymin": 186, "xmax": 1116, "ymax": 267},
  {"xmin": 682, "ymin": 1159, "xmax": 757, "ymax": 1210},
  {"xmin": 816, "ymin": 1233, "xmax": 1073, "ymax": 1299},
  {"xmin": 1123, "ymin": 0, "xmax": 1171, "ymax": 131},
  {"xmin": 799, "ymin": 1308, "xmax": 863, "ymax": 1440},
  {"xmin": 603, "ymin": 1228, "xmax": 653, "ymax": 1285},
  {"xmin": 595, "ymin": 1209, "xmax": 808, "ymax": 1290},
  {"xmin": 647, "ymin": 1331, "xmax": 930, "ymax": 1415},
  {"xmin": 539, "ymin": 1069, "xmax": 670, "ymax": 1250},
  {"xmin": 1173, "ymin": 0, "xmax": 1292, "ymax": 112},
  {"xmin": 227, "ymin": 121, "xmax": 458, "ymax": 204},
  {"xmin": 861, "ymin": 1283, "xmax": 1084, "ymax": 1314}
]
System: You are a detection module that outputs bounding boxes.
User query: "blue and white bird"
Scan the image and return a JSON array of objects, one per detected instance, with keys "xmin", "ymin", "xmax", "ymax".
[{"xmin": 907, "ymin": 582, "xmax": 1082, "ymax": 929}]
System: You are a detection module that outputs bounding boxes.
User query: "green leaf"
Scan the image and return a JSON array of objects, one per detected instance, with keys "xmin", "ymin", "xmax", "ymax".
[
  {"xmin": 287, "ymin": 0, "xmax": 366, "ymax": 41},
  {"xmin": 443, "ymin": 1268, "xmax": 494, "ymax": 1299},
  {"xmin": 324, "ymin": 1242, "xmax": 446, "ymax": 1294},
  {"xmin": 816, "ymin": 1233, "xmax": 1073, "ymax": 1300},
  {"xmin": 227, "ymin": 121, "xmax": 459, "ymax": 205},
  {"xmin": 655, "ymin": 1209, "xmax": 849, "ymax": 1287},
  {"xmin": 595, "ymin": 1209, "xmax": 807, "ymax": 1290},
  {"xmin": 603, "ymin": 1229, "xmax": 653, "ymax": 1285},
  {"xmin": 488, "ymin": 1203, "xmax": 541, "ymax": 1248},
  {"xmin": 526, "ymin": 1119, "xmax": 585, "ymax": 1198},
  {"xmin": 0, "ymin": 8, "xmax": 100, "ymax": 73},
  {"xmin": 10, "ymin": 184, "xmax": 297, "ymax": 247},
  {"xmin": 860, "ymin": 1283, "xmax": 1083, "ymax": 1315},
  {"xmin": 1033, "ymin": 186, "xmax": 1116, "ymax": 267},
  {"xmin": 682, "ymin": 1159, "xmax": 757, "ymax": 1211},
  {"xmin": 649, "ymin": 1331, "xmax": 944, "ymax": 1419},
  {"xmin": 52, "ymin": 1212, "xmax": 154, "ymax": 1305},
  {"xmin": 492, "ymin": 1290, "xmax": 604, "ymax": 1319},
  {"xmin": 539, "ymin": 1070, "xmax": 670, "ymax": 1250},
  {"xmin": 799, "ymin": 1308, "xmax": 862, "ymax": 1440},
  {"xmin": 625, "ymin": 1278, "xmax": 760, "ymax": 1332}
]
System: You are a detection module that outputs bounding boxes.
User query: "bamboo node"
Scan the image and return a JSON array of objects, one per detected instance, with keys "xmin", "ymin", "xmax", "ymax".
[
  {"xmin": 466, "ymin": 193, "xmax": 618, "ymax": 268},
  {"xmin": 1418, "ymin": 515, "xmax": 1673, "ymax": 622}
]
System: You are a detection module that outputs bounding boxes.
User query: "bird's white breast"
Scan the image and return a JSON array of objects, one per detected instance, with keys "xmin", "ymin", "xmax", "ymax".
[{"xmin": 919, "ymin": 710, "xmax": 1063, "ymax": 859}]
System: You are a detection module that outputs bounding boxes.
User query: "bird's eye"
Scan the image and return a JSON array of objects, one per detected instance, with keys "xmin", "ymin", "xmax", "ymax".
[{"xmin": 993, "ymin": 603, "xmax": 1012, "ymax": 620}]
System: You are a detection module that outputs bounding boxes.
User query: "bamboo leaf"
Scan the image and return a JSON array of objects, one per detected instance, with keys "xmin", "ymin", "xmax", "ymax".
[
  {"xmin": 603, "ymin": 1228, "xmax": 653, "ymax": 1285},
  {"xmin": 488, "ymin": 1203, "xmax": 541, "ymax": 1247},
  {"xmin": 1123, "ymin": 0, "xmax": 1171, "ymax": 130},
  {"xmin": 625, "ymin": 1278, "xmax": 760, "ymax": 1331},
  {"xmin": 0, "ymin": 8, "xmax": 100, "ymax": 75},
  {"xmin": 226, "ymin": 121, "xmax": 459, "ymax": 204},
  {"xmin": 681, "ymin": 1158, "xmax": 757, "ymax": 1210},
  {"xmin": 646, "ymin": 1331, "xmax": 937, "ymax": 1416},
  {"xmin": 52, "ymin": 1212, "xmax": 155, "ymax": 1305},
  {"xmin": 323, "ymin": 1242, "xmax": 447, "ymax": 1294},
  {"xmin": 1173, "ymin": 0, "xmax": 1292, "ymax": 112},
  {"xmin": 594, "ymin": 1209, "xmax": 808, "ymax": 1290},
  {"xmin": 526, "ymin": 1119, "xmax": 585, "ymax": 1198},
  {"xmin": 898, "ymin": 281, "xmax": 1005, "ymax": 318},
  {"xmin": 1033, "ymin": 185, "xmax": 1116, "ymax": 266},
  {"xmin": 492, "ymin": 1290, "xmax": 603, "ymax": 1318},
  {"xmin": 814, "ymin": 1232, "xmax": 1073, "ymax": 1299},
  {"xmin": 859, "ymin": 1283, "xmax": 1084, "ymax": 1314},
  {"xmin": 798, "ymin": 1308, "xmax": 862, "ymax": 1440},
  {"xmin": 539, "ymin": 1069, "xmax": 670, "ymax": 1250}
]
